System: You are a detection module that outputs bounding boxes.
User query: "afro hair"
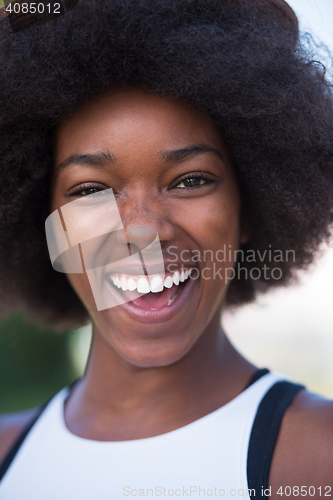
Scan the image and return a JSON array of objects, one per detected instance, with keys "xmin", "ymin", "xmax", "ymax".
[{"xmin": 0, "ymin": 0, "xmax": 333, "ymax": 330}]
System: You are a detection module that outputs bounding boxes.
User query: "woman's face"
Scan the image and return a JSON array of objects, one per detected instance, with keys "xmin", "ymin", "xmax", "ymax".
[{"xmin": 51, "ymin": 87, "xmax": 247, "ymax": 367}]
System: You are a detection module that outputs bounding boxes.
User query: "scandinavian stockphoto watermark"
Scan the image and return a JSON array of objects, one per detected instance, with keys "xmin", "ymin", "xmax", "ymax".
[{"xmin": 165, "ymin": 245, "xmax": 296, "ymax": 282}]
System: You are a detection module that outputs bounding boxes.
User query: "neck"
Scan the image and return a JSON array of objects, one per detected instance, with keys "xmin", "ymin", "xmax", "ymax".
[{"xmin": 64, "ymin": 312, "xmax": 256, "ymax": 440}]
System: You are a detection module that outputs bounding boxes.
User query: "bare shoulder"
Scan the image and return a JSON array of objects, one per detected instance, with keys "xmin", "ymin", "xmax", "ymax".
[
  {"xmin": 0, "ymin": 407, "xmax": 40, "ymax": 469},
  {"xmin": 269, "ymin": 388, "xmax": 333, "ymax": 498}
]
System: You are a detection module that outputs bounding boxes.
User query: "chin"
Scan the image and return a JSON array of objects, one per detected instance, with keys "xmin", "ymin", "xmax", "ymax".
[{"xmin": 104, "ymin": 328, "xmax": 196, "ymax": 369}]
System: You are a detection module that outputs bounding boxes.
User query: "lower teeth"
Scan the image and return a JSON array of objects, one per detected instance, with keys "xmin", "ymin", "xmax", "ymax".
[
  {"xmin": 167, "ymin": 295, "xmax": 177, "ymax": 306},
  {"xmin": 167, "ymin": 281, "xmax": 185, "ymax": 307},
  {"xmin": 150, "ymin": 293, "xmax": 177, "ymax": 310},
  {"xmin": 149, "ymin": 282, "xmax": 185, "ymax": 310}
]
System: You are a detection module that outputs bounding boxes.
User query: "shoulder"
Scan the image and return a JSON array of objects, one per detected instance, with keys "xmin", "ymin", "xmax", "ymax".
[
  {"xmin": 0, "ymin": 407, "xmax": 40, "ymax": 470},
  {"xmin": 269, "ymin": 387, "xmax": 333, "ymax": 498}
]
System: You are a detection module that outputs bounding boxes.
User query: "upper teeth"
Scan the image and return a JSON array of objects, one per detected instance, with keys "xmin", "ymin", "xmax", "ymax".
[{"xmin": 110, "ymin": 268, "xmax": 191, "ymax": 293}]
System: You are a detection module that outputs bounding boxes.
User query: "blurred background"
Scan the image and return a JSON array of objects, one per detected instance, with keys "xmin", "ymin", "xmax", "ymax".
[
  {"xmin": 224, "ymin": 0, "xmax": 333, "ymax": 398},
  {"xmin": 0, "ymin": 0, "xmax": 333, "ymax": 414}
]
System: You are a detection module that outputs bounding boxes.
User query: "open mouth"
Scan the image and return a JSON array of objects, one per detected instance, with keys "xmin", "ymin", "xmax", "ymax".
[{"xmin": 107, "ymin": 268, "xmax": 193, "ymax": 311}]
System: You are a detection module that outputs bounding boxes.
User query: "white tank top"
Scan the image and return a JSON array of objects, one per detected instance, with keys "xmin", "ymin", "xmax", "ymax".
[{"xmin": 0, "ymin": 371, "xmax": 299, "ymax": 500}]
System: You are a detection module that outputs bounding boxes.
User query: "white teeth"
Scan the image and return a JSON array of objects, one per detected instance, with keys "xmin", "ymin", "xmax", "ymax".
[
  {"xmin": 163, "ymin": 275, "xmax": 173, "ymax": 288},
  {"xmin": 120, "ymin": 276, "xmax": 128, "ymax": 291},
  {"xmin": 127, "ymin": 278, "xmax": 137, "ymax": 291},
  {"xmin": 173, "ymin": 270, "xmax": 180, "ymax": 286},
  {"xmin": 150, "ymin": 275, "xmax": 164, "ymax": 293},
  {"xmin": 109, "ymin": 268, "xmax": 192, "ymax": 293},
  {"xmin": 137, "ymin": 277, "xmax": 150, "ymax": 294},
  {"xmin": 111, "ymin": 276, "xmax": 121, "ymax": 288},
  {"xmin": 168, "ymin": 296, "xmax": 177, "ymax": 306}
]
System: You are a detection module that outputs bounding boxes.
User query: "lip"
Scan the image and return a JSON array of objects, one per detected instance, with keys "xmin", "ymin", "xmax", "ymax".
[{"xmin": 105, "ymin": 271, "xmax": 198, "ymax": 324}]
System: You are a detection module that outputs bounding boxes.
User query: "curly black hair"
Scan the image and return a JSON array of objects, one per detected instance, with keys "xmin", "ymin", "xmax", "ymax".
[{"xmin": 0, "ymin": 0, "xmax": 332, "ymax": 331}]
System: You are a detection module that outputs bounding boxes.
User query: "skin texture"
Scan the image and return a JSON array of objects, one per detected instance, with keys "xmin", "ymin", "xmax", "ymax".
[{"xmin": 0, "ymin": 88, "xmax": 332, "ymax": 495}]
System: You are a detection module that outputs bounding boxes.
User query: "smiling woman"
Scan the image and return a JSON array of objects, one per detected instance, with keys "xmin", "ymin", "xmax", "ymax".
[
  {"xmin": 0, "ymin": 0, "xmax": 332, "ymax": 499},
  {"xmin": 50, "ymin": 87, "xmax": 243, "ymax": 366}
]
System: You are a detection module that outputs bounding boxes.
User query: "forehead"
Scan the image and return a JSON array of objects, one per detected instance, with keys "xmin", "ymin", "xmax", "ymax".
[{"xmin": 55, "ymin": 87, "xmax": 226, "ymax": 162}]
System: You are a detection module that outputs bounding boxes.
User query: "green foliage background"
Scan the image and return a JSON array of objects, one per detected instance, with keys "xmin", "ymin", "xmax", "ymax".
[
  {"xmin": 0, "ymin": 312, "xmax": 78, "ymax": 413},
  {"xmin": 0, "ymin": 0, "xmax": 80, "ymax": 413}
]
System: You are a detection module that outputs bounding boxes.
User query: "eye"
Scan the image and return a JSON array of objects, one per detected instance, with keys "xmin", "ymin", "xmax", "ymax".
[
  {"xmin": 66, "ymin": 183, "xmax": 110, "ymax": 198},
  {"xmin": 77, "ymin": 187, "xmax": 103, "ymax": 196},
  {"xmin": 174, "ymin": 173, "xmax": 215, "ymax": 189},
  {"xmin": 80, "ymin": 187, "xmax": 106, "ymax": 197}
]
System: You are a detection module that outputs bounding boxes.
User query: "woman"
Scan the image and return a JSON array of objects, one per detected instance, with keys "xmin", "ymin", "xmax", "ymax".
[{"xmin": 0, "ymin": 0, "xmax": 332, "ymax": 498}]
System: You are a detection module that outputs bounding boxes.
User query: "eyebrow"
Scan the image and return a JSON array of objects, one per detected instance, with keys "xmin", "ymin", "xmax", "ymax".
[
  {"xmin": 159, "ymin": 144, "xmax": 224, "ymax": 163},
  {"xmin": 56, "ymin": 150, "xmax": 115, "ymax": 172},
  {"xmin": 55, "ymin": 144, "xmax": 224, "ymax": 173}
]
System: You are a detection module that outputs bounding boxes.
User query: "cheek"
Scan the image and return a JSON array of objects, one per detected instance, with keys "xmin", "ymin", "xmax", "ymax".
[
  {"xmin": 174, "ymin": 189, "xmax": 241, "ymax": 251},
  {"xmin": 66, "ymin": 272, "xmax": 96, "ymax": 313},
  {"xmin": 172, "ymin": 185, "xmax": 241, "ymax": 295}
]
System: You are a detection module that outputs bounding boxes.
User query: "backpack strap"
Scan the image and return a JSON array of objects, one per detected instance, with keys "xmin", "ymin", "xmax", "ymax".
[
  {"xmin": 0, "ymin": 377, "xmax": 81, "ymax": 482},
  {"xmin": 245, "ymin": 368, "xmax": 270, "ymax": 389},
  {"xmin": 247, "ymin": 380, "xmax": 305, "ymax": 498},
  {"xmin": 0, "ymin": 397, "xmax": 51, "ymax": 482}
]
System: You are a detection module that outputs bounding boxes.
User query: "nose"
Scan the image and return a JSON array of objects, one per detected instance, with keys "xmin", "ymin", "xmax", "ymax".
[
  {"xmin": 115, "ymin": 195, "xmax": 175, "ymax": 250},
  {"xmin": 125, "ymin": 226, "xmax": 159, "ymax": 250}
]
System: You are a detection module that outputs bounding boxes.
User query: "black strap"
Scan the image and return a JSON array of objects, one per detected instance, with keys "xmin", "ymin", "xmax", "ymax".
[
  {"xmin": 245, "ymin": 368, "xmax": 270, "ymax": 390},
  {"xmin": 0, "ymin": 377, "xmax": 81, "ymax": 482},
  {"xmin": 0, "ymin": 398, "xmax": 52, "ymax": 482},
  {"xmin": 247, "ymin": 380, "xmax": 305, "ymax": 498}
]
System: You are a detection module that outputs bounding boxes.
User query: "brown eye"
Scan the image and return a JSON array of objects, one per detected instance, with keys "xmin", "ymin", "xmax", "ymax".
[
  {"xmin": 175, "ymin": 175, "xmax": 211, "ymax": 189},
  {"xmin": 78, "ymin": 187, "xmax": 103, "ymax": 196},
  {"xmin": 67, "ymin": 184, "xmax": 108, "ymax": 198}
]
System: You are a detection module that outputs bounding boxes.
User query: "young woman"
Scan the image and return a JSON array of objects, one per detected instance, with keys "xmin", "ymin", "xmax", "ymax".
[{"xmin": 0, "ymin": 0, "xmax": 332, "ymax": 498}]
